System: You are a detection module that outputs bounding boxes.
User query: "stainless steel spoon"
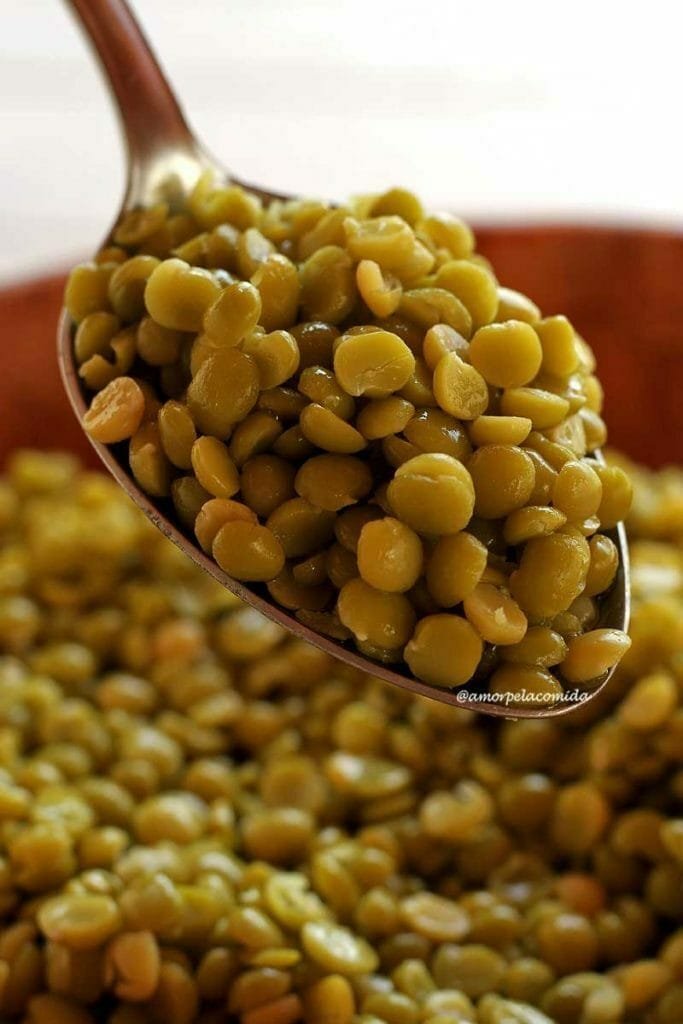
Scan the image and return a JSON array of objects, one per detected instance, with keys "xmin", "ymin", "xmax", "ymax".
[{"xmin": 56, "ymin": 0, "xmax": 630, "ymax": 718}]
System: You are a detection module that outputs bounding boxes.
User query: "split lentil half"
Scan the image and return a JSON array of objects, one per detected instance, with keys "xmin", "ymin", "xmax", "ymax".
[
  {"xmin": 68, "ymin": 178, "xmax": 632, "ymax": 695},
  {"xmin": 0, "ymin": 449, "xmax": 680, "ymax": 1024}
]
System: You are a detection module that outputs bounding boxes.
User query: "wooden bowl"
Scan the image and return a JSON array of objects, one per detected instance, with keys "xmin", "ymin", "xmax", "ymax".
[{"xmin": 1, "ymin": 223, "xmax": 681, "ymax": 467}]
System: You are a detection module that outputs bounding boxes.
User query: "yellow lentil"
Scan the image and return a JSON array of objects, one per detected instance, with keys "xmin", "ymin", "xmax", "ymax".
[
  {"xmin": 468, "ymin": 445, "xmax": 536, "ymax": 519},
  {"xmin": 82, "ymin": 377, "xmax": 145, "ymax": 444},
  {"xmin": 432, "ymin": 352, "xmax": 489, "ymax": 420},
  {"xmin": 144, "ymin": 258, "xmax": 221, "ymax": 332},
  {"xmin": 469, "ymin": 415, "xmax": 533, "ymax": 448},
  {"xmin": 187, "ymin": 347, "xmax": 260, "ymax": 436},
  {"xmin": 194, "ymin": 498, "xmax": 257, "ymax": 552},
  {"xmin": 334, "ymin": 330, "xmax": 415, "ymax": 399},
  {"xmin": 434, "ymin": 258, "xmax": 499, "ymax": 329},
  {"xmin": 356, "ymin": 397, "xmax": 414, "ymax": 440},
  {"xmin": 295, "ymin": 455, "xmax": 372, "ymax": 511},
  {"xmin": 469, "ymin": 321, "xmax": 543, "ymax": 388},
  {"xmin": 242, "ymin": 329, "xmax": 300, "ymax": 389},
  {"xmin": 356, "ymin": 260, "xmax": 403, "ymax": 318},
  {"xmin": 338, "ymin": 579, "xmax": 416, "ymax": 651},
  {"xmin": 357, "ymin": 518, "xmax": 423, "ymax": 593},
  {"xmin": 425, "ymin": 531, "xmax": 488, "ymax": 607},
  {"xmin": 190, "ymin": 436, "xmax": 240, "ymax": 498},
  {"xmin": 38, "ymin": 894, "xmax": 122, "ymax": 951},
  {"xmin": 560, "ymin": 629, "xmax": 632, "ymax": 684},
  {"xmin": 422, "ymin": 323, "xmax": 470, "ymax": 371},
  {"xmin": 404, "ymin": 614, "xmax": 483, "ymax": 688},
  {"xmin": 463, "ymin": 584, "xmax": 528, "ymax": 646},
  {"xmin": 387, "ymin": 453, "xmax": 475, "ymax": 535},
  {"xmin": 212, "ymin": 521, "xmax": 285, "ymax": 582}
]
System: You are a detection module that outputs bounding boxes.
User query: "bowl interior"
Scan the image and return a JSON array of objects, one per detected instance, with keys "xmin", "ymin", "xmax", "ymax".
[{"xmin": 1, "ymin": 223, "xmax": 682, "ymax": 466}]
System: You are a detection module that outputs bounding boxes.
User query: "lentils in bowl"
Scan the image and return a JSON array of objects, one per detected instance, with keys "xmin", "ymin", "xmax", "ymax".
[
  {"xmin": 0, "ymin": 449, "xmax": 680, "ymax": 1023},
  {"xmin": 65, "ymin": 179, "xmax": 632, "ymax": 698}
]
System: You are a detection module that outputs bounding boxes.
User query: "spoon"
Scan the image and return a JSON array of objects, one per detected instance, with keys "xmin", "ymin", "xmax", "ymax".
[{"xmin": 56, "ymin": 0, "xmax": 630, "ymax": 718}]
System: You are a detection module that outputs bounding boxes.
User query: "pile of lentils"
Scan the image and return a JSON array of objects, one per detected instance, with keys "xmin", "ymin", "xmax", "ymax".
[
  {"xmin": 0, "ymin": 448, "xmax": 680, "ymax": 1023},
  {"xmin": 65, "ymin": 179, "xmax": 632, "ymax": 696}
]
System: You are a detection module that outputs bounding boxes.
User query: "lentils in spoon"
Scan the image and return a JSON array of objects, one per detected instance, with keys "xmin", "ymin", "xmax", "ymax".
[{"xmin": 66, "ymin": 179, "xmax": 632, "ymax": 699}]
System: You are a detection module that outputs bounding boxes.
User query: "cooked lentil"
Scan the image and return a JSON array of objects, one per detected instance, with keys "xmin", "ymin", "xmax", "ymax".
[{"xmin": 69, "ymin": 182, "xmax": 630, "ymax": 694}]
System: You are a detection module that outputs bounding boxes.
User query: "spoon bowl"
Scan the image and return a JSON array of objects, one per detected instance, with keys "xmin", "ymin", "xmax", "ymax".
[{"xmin": 57, "ymin": 0, "xmax": 630, "ymax": 717}]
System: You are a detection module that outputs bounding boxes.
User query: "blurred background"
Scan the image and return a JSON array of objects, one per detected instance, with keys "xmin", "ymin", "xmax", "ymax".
[{"xmin": 3, "ymin": 0, "xmax": 683, "ymax": 283}]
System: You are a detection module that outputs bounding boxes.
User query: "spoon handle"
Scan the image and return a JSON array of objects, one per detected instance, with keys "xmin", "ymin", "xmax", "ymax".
[{"xmin": 64, "ymin": 0, "xmax": 196, "ymax": 164}]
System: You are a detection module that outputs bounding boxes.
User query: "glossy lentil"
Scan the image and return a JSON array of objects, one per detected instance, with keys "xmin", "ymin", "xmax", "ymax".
[
  {"xmin": 357, "ymin": 518, "xmax": 423, "ymax": 593},
  {"xmin": 469, "ymin": 320, "xmax": 543, "ymax": 388},
  {"xmin": 82, "ymin": 377, "xmax": 145, "ymax": 444}
]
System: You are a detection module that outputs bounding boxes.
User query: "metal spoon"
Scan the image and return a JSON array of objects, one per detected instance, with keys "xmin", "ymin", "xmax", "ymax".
[{"xmin": 56, "ymin": 0, "xmax": 630, "ymax": 718}]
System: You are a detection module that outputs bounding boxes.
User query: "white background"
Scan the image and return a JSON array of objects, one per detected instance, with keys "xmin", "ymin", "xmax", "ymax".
[{"xmin": 2, "ymin": 0, "xmax": 683, "ymax": 282}]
